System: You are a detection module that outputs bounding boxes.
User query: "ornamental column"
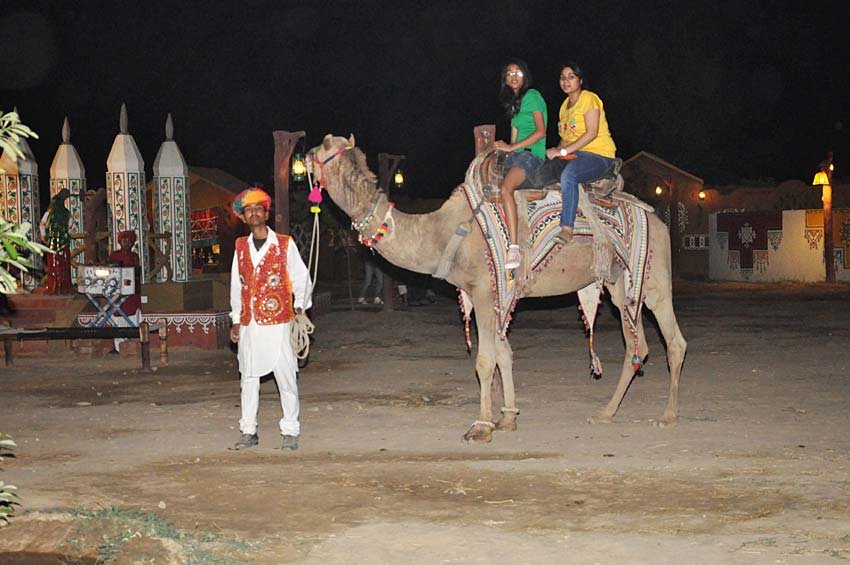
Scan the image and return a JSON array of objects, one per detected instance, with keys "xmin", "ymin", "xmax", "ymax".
[
  {"xmin": 0, "ymin": 110, "xmax": 41, "ymax": 289},
  {"xmin": 49, "ymin": 117, "xmax": 87, "ymax": 268},
  {"xmin": 152, "ymin": 113, "xmax": 191, "ymax": 282},
  {"xmin": 106, "ymin": 103, "xmax": 148, "ymax": 280}
]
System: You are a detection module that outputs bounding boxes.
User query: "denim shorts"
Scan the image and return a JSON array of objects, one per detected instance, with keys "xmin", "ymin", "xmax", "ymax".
[{"xmin": 503, "ymin": 150, "xmax": 543, "ymax": 178}]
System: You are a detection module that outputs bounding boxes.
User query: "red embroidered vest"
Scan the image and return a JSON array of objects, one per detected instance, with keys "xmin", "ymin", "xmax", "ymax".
[{"xmin": 235, "ymin": 235, "xmax": 295, "ymax": 326}]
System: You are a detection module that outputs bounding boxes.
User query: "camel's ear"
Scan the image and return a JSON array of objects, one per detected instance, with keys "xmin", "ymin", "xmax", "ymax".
[
  {"xmin": 322, "ymin": 134, "xmax": 333, "ymax": 151},
  {"xmin": 347, "ymin": 134, "xmax": 356, "ymax": 148}
]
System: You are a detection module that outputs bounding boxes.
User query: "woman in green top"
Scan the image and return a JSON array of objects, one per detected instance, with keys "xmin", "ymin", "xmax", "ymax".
[{"xmin": 494, "ymin": 58, "xmax": 547, "ymax": 270}]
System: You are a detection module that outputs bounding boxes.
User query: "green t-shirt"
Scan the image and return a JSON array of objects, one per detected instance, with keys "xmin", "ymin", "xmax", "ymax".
[{"xmin": 511, "ymin": 88, "xmax": 548, "ymax": 159}]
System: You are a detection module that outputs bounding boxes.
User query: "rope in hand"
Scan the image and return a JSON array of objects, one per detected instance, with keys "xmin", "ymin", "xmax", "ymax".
[{"xmin": 290, "ymin": 158, "xmax": 322, "ymax": 360}]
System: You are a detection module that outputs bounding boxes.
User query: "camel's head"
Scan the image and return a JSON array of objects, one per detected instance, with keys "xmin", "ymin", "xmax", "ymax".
[{"xmin": 307, "ymin": 134, "xmax": 356, "ymax": 182}]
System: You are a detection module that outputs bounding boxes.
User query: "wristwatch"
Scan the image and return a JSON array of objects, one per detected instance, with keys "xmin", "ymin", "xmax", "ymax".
[{"xmin": 559, "ymin": 148, "xmax": 568, "ymax": 157}]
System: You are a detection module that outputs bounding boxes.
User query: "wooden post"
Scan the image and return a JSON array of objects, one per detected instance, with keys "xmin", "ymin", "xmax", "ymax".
[
  {"xmin": 158, "ymin": 318, "xmax": 168, "ymax": 365},
  {"xmin": 378, "ymin": 152, "xmax": 405, "ymax": 312},
  {"xmin": 140, "ymin": 321, "xmax": 151, "ymax": 371},
  {"xmin": 272, "ymin": 130, "xmax": 306, "ymax": 235},
  {"xmin": 4, "ymin": 339, "xmax": 13, "ymax": 367},
  {"xmin": 473, "ymin": 124, "xmax": 496, "ymax": 155},
  {"xmin": 823, "ymin": 153, "xmax": 836, "ymax": 283}
]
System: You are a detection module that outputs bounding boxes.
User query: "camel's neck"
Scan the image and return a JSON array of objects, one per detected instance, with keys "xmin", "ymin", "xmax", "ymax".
[{"xmin": 325, "ymin": 155, "xmax": 469, "ymax": 275}]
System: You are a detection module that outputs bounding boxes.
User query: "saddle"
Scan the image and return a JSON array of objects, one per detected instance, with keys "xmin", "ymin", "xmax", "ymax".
[
  {"xmin": 478, "ymin": 151, "xmax": 650, "ymax": 212},
  {"xmin": 480, "ymin": 151, "xmax": 625, "ymax": 205}
]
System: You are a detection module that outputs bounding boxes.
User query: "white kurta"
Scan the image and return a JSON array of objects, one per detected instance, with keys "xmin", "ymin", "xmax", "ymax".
[{"xmin": 229, "ymin": 231, "xmax": 313, "ymax": 377}]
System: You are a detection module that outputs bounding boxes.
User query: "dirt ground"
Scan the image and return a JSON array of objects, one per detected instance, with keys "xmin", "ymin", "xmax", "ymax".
[{"xmin": 1, "ymin": 281, "xmax": 849, "ymax": 564}]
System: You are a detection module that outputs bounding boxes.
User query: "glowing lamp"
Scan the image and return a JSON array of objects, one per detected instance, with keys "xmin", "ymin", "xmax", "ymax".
[
  {"xmin": 291, "ymin": 153, "xmax": 307, "ymax": 182},
  {"xmin": 393, "ymin": 169, "xmax": 404, "ymax": 187},
  {"xmin": 812, "ymin": 171, "xmax": 830, "ymax": 186},
  {"xmin": 655, "ymin": 185, "xmax": 663, "ymax": 196},
  {"xmin": 698, "ymin": 190, "xmax": 706, "ymax": 201}
]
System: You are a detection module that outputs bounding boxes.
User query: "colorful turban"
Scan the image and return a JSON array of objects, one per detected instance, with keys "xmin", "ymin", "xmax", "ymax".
[
  {"xmin": 117, "ymin": 230, "xmax": 137, "ymax": 243},
  {"xmin": 232, "ymin": 187, "xmax": 272, "ymax": 215}
]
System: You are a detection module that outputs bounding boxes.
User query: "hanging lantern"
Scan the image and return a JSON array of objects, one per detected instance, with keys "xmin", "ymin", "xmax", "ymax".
[
  {"xmin": 655, "ymin": 185, "xmax": 663, "ymax": 196},
  {"xmin": 393, "ymin": 168, "xmax": 404, "ymax": 187},
  {"xmin": 291, "ymin": 152, "xmax": 307, "ymax": 182}
]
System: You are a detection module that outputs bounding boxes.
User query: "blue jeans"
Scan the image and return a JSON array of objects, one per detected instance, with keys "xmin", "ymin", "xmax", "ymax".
[{"xmin": 560, "ymin": 151, "xmax": 615, "ymax": 228}]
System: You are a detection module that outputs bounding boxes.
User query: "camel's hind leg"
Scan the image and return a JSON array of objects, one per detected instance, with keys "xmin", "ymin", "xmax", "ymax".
[
  {"xmin": 644, "ymin": 279, "xmax": 687, "ymax": 426},
  {"xmin": 589, "ymin": 277, "xmax": 650, "ymax": 424}
]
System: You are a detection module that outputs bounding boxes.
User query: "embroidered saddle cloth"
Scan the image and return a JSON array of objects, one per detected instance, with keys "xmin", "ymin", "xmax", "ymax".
[{"xmin": 460, "ymin": 153, "xmax": 652, "ymax": 346}]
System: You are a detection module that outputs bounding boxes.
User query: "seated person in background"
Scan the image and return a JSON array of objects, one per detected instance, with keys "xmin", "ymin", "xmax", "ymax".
[{"xmin": 108, "ymin": 230, "xmax": 142, "ymax": 353}]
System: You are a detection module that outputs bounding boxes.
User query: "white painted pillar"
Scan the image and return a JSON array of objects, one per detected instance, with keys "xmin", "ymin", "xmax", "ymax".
[
  {"xmin": 49, "ymin": 116, "xmax": 87, "ymax": 269},
  {"xmin": 152, "ymin": 113, "xmax": 191, "ymax": 282},
  {"xmin": 106, "ymin": 103, "xmax": 148, "ymax": 280},
  {"xmin": 0, "ymin": 111, "xmax": 41, "ymax": 289}
]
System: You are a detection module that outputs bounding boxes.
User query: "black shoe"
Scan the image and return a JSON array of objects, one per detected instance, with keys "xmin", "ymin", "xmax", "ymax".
[
  {"xmin": 232, "ymin": 433, "xmax": 258, "ymax": 450},
  {"xmin": 281, "ymin": 435, "xmax": 299, "ymax": 450}
]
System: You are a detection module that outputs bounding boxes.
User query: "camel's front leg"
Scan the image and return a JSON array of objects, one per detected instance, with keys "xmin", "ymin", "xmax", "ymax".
[
  {"xmin": 493, "ymin": 337, "xmax": 519, "ymax": 431},
  {"xmin": 463, "ymin": 304, "xmax": 499, "ymax": 443}
]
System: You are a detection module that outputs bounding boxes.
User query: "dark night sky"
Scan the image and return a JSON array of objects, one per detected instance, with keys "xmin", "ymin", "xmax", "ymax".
[{"xmin": 2, "ymin": 0, "xmax": 849, "ymax": 200}]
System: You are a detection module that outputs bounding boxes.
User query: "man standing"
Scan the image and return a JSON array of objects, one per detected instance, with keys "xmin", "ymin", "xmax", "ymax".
[{"xmin": 229, "ymin": 188, "xmax": 312, "ymax": 451}]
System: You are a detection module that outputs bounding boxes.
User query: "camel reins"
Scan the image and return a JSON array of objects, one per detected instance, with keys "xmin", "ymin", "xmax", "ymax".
[
  {"xmin": 309, "ymin": 145, "xmax": 351, "ymax": 189},
  {"xmin": 311, "ymin": 145, "xmax": 395, "ymax": 250}
]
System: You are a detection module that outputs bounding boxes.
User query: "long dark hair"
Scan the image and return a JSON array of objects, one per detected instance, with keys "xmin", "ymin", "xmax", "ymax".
[{"xmin": 499, "ymin": 58, "xmax": 533, "ymax": 120}]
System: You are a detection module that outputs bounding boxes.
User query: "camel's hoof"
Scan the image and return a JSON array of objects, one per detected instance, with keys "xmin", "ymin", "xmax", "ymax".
[
  {"xmin": 653, "ymin": 415, "xmax": 678, "ymax": 428},
  {"xmin": 463, "ymin": 422, "xmax": 494, "ymax": 443},
  {"xmin": 587, "ymin": 413, "xmax": 614, "ymax": 425},
  {"xmin": 494, "ymin": 417, "xmax": 517, "ymax": 432}
]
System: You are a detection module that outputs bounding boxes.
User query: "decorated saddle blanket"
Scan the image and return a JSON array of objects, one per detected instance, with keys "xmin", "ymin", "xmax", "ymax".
[{"xmin": 459, "ymin": 173, "xmax": 650, "ymax": 341}]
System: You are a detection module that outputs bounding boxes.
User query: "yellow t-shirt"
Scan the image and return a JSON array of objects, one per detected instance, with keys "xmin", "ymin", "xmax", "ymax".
[{"xmin": 558, "ymin": 90, "xmax": 616, "ymax": 158}]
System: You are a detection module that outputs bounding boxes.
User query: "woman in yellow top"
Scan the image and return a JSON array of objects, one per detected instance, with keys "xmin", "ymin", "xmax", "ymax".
[{"xmin": 545, "ymin": 62, "xmax": 616, "ymax": 243}]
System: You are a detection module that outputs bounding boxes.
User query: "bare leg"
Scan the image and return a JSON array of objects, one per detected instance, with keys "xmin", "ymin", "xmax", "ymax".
[{"xmin": 499, "ymin": 167, "xmax": 526, "ymax": 245}]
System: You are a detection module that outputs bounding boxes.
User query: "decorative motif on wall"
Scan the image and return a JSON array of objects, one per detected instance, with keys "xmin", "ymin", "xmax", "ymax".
[
  {"xmin": 727, "ymin": 250, "xmax": 740, "ymax": 270},
  {"xmin": 107, "ymin": 171, "xmax": 148, "ymax": 280},
  {"xmin": 805, "ymin": 229, "xmax": 823, "ymax": 250},
  {"xmin": 737, "ymin": 222, "xmax": 756, "ymax": 247},
  {"xmin": 677, "ymin": 202, "xmax": 688, "ymax": 234},
  {"xmin": 767, "ymin": 230, "xmax": 782, "ymax": 252},
  {"xmin": 753, "ymin": 249, "xmax": 769, "ymax": 273},
  {"xmin": 1, "ymin": 173, "xmax": 40, "ymax": 287},
  {"xmin": 716, "ymin": 211, "xmax": 782, "ymax": 270},
  {"xmin": 682, "ymin": 234, "xmax": 708, "ymax": 250},
  {"xmin": 153, "ymin": 175, "xmax": 191, "ymax": 282},
  {"xmin": 806, "ymin": 209, "xmax": 850, "ymax": 268},
  {"xmin": 77, "ymin": 312, "xmax": 229, "ymax": 334}
]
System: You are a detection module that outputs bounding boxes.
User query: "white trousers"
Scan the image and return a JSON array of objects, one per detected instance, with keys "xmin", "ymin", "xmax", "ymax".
[
  {"xmin": 239, "ymin": 358, "xmax": 300, "ymax": 437},
  {"xmin": 113, "ymin": 309, "xmax": 141, "ymax": 351}
]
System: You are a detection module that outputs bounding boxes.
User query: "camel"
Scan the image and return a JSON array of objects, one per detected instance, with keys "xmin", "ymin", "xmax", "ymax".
[{"xmin": 309, "ymin": 134, "xmax": 687, "ymax": 443}]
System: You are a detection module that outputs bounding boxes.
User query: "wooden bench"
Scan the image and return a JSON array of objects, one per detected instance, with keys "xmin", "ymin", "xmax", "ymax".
[{"xmin": 1, "ymin": 321, "xmax": 168, "ymax": 370}]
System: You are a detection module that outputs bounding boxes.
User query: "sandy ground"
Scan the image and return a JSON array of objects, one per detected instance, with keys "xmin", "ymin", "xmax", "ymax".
[{"xmin": 0, "ymin": 281, "xmax": 849, "ymax": 564}]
